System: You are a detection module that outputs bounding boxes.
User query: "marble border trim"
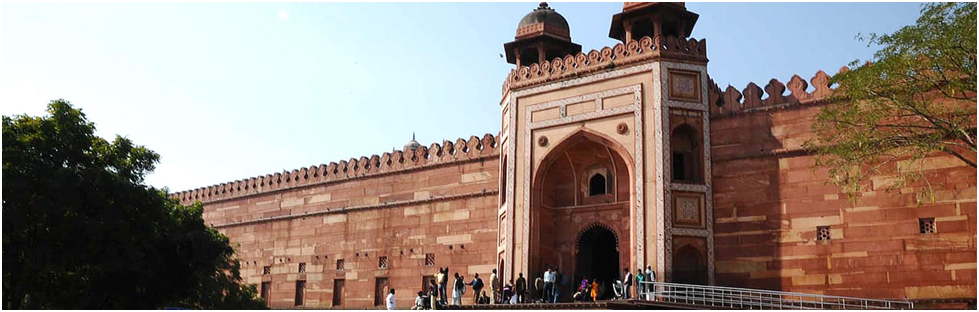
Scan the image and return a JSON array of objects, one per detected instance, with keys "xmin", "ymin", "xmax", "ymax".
[
  {"xmin": 505, "ymin": 93, "xmax": 517, "ymax": 281},
  {"xmin": 670, "ymin": 227, "xmax": 710, "ymax": 237},
  {"xmin": 659, "ymin": 61, "xmax": 714, "ymax": 284},
  {"xmin": 671, "ymin": 183, "xmax": 708, "ymax": 193},
  {"xmin": 651, "ymin": 63, "xmax": 666, "ymax": 280}
]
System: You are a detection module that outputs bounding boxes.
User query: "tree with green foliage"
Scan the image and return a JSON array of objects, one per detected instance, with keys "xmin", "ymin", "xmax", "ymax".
[
  {"xmin": 806, "ymin": 2, "xmax": 977, "ymax": 199},
  {"xmin": 3, "ymin": 100, "xmax": 266, "ymax": 309}
]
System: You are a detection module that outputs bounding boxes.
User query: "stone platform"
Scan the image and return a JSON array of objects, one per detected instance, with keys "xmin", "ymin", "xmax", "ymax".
[{"xmin": 441, "ymin": 299, "xmax": 699, "ymax": 310}]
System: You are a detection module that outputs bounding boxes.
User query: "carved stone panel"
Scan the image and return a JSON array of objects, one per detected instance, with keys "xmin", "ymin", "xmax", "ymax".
[
  {"xmin": 672, "ymin": 192, "xmax": 704, "ymax": 229},
  {"xmin": 668, "ymin": 69, "xmax": 702, "ymax": 102}
]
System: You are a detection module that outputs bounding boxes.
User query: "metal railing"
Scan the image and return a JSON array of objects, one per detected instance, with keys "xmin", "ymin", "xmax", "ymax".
[{"xmin": 637, "ymin": 281, "xmax": 914, "ymax": 310}]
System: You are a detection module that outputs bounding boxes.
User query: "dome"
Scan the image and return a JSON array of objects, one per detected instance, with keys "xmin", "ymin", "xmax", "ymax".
[
  {"xmin": 404, "ymin": 133, "xmax": 421, "ymax": 151},
  {"xmin": 517, "ymin": 2, "xmax": 570, "ymax": 32},
  {"xmin": 503, "ymin": 2, "xmax": 581, "ymax": 66}
]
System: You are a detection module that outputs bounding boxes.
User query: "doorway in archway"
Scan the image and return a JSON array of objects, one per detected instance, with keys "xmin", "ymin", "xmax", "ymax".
[
  {"xmin": 673, "ymin": 245, "xmax": 707, "ymax": 285},
  {"xmin": 575, "ymin": 225, "xmax": 619, "ymax": 300}
]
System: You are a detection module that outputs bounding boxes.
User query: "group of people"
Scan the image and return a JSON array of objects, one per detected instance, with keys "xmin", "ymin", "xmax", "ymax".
[
  {"xmin": 411, "ymin": 268, "xmax": 516, "ymax": 310},
  {"xmin": 573, "ymin": 277, "xmax": 604, "ymax": 302},
  {"xmin": 498, "ymin": 272, "xmax": 528, "ymax": 304},
  {"xmin": 627, "ymin": 265, "xmax": 656, "ymax": 300},
  {"xmin": 569, "ymin": 265, "xmax": 658, "ymax": 303},
  {"xmin": 404, "ymin": 265, "xmax": 657, "ymax": 309},
  {"xmin": 537, "ymin": 266, "xmax": 564, "ymax": 303}
]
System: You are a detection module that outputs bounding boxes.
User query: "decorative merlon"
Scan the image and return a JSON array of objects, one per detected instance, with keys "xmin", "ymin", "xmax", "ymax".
[
  {"xmin": 708, "ymin": 67, "xmax": 850, "ymax": 117},
  {"xmin": 503, "ymin": 35, "xmax": 708, "ymax": 93},
  {"xmin": 171, "ymin": 133, "xmax": 501, "ymax": 204}
]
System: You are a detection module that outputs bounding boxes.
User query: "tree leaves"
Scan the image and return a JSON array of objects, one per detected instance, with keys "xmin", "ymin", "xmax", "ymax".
[
  {"xmin": 2, "ymin": 100, "xmax": 265, "ymax": 309},
  {"xmin": 805, "ymin": 3, "xmax": 977, "ymax": 201}
]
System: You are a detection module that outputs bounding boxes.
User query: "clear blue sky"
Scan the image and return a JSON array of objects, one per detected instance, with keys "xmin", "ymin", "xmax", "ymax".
[{"xmin": 1, "ymin": 1, "xmax": 924, "ymax": 192}]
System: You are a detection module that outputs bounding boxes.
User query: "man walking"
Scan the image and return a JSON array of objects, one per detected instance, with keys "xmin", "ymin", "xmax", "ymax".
[
  {"xmin": 515, "ymin": 273, "xmax": 527, "ymax": 303},
  {"xmin": 386, "ymin": 289, "xmax": 397, "ymax": 310},
  {"xmin": 468, "ymin": 273, "xmax": 484, "ymax": 304}
]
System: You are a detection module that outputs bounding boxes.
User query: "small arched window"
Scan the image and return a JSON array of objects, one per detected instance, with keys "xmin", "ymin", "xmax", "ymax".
[
  {"xmin": 589, "ymin": 173, "xmax": 607, "ymax": 196},
  {"xmin": 671, "ymin": 125, "xmax": 702, "ymax": 183}
]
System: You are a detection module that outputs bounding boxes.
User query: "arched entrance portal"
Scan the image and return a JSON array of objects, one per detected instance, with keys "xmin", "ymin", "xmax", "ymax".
[
  {"xmin": 575, "ymin": 225, "xmax": 619, "ymax": 300},
  {"xmin": 529, "ymin": 129, "xmax": 634, "ymax": 302}
]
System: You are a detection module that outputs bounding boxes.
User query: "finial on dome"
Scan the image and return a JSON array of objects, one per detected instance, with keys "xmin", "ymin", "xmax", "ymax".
[
  {"xmin": 539, "ymin": 2, "xmax": 549, "ymax": 9},
  {"xmin": 404, "ymin": 133, "xmax": 421, "ymax": 151}
]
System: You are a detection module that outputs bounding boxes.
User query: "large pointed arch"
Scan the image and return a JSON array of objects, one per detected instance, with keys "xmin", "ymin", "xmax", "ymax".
[
  {"xmin": 531, "ymin": 128, "xmax": 636, "ymax": 208},
  {"xmin": 527, "ymin": 128, "xmax": 637, "ymax": 301}
]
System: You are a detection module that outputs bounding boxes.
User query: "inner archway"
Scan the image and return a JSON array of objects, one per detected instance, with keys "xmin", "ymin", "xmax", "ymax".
[
  {"xmin": 529, "ymin": 129, "xmax": 634, "ymax": 302},
  {"xmin": 575, "ymin": 225, "xmax": 619, "ymax": 300},
  {"xmin": 673, "ymin": 245, "xmax": 707, "ymax": 285}
]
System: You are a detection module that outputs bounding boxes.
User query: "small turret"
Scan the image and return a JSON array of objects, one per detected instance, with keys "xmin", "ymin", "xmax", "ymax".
[
  {"xmin": 503, "ymin": 2, "xmax": 582, "ymax": 67},
  {"xmin": 404, "ymin": 133, "xmax": 421, "ymax": 151},
  {"xmin": 608, "ymin": 2, "xmax": 700, "ymax": 43}
]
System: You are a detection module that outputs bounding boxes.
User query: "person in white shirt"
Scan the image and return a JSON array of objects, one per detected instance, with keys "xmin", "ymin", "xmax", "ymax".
[
  {"xmin": 411, "ymin": 291, "xmax": 425, "ymax": 310},
  {"xmin": 542, "ymin": 267, "xmax": 554, "ymax": 303},
  {"xmin": 622, "ymin": 269, "xmax": 633, "ymax": 299},
  {"xmin": 386, "ymin": 289, "xmax": 397, "ymax": 310},
  {"xmin": 645, "ymin": 266, "xmax": 655, "ymax": 300},
  {"xmin": 452, "ymin": 273, "xmax": 466, "ymax": 306}
]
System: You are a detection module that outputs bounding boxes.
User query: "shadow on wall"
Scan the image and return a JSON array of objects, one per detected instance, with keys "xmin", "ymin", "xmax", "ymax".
[
  {"xmin": 707, "ymin": 68, "xmax": 843, "ymax": 291},
  {"xmin": 709, "ymin": 104, "xmax": 785, "ymax": 290}
]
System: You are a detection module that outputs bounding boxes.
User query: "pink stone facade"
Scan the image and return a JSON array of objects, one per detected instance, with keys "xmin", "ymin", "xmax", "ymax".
[
  {"xmin": 176, "ymin": 136, "xmax": 502, "ymax": 309},
  {"xmin": 173, "ymin": 2, "xmax": 976, "ymax": 309}
]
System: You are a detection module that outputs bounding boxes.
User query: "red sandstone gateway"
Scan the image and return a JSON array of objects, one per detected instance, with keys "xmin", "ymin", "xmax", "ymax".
[{"xmin": 173, "ymin": 2, "xmax": 977, "ymax": 309}]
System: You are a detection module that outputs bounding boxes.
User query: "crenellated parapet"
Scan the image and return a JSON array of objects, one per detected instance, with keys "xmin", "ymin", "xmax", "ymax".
[
  {"xmin": 171, "ymin": 133, "xmax": 501, "ymax": 205},
  {"xmin": 503, "ymin": 35, "xmax": 707, "ymax": 93},
  {"xmin": 707, "ymin": 67, "xmax": 849, "ymax": 117}
]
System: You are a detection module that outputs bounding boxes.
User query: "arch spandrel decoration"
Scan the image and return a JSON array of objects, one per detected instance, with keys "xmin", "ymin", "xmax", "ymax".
[
  {"xmin": 532, "ymin": 127, "xmax": 635, "ymax": 173},
  {"xmin": 532, "ymin": 129, "xmax": 631, "ymax": 209}
]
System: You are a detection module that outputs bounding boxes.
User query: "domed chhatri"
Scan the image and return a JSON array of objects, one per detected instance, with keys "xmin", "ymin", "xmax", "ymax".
[
  {"xmin": 404, "ymin": 133, "xmax": 421, "ymax": 151},
  {"xmin": 503, "ymin": 2, "xmax": 582, "ymax": 67},
  {"xmin": 609, "ymin": 2, "xmax": 699, "ymax": 43},
  {"xmin": 517, "ymin": 2, "xmax": 570, "ymax": 36}
]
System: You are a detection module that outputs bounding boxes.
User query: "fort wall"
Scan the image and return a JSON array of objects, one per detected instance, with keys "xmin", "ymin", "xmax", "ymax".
[
  {"xmin": 175, "ymin": 135, "xmax": 502, "ymax": 309},
  {"xmin": 708, "ymin": 71, "xmax": 977, "ymax": 304}
]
